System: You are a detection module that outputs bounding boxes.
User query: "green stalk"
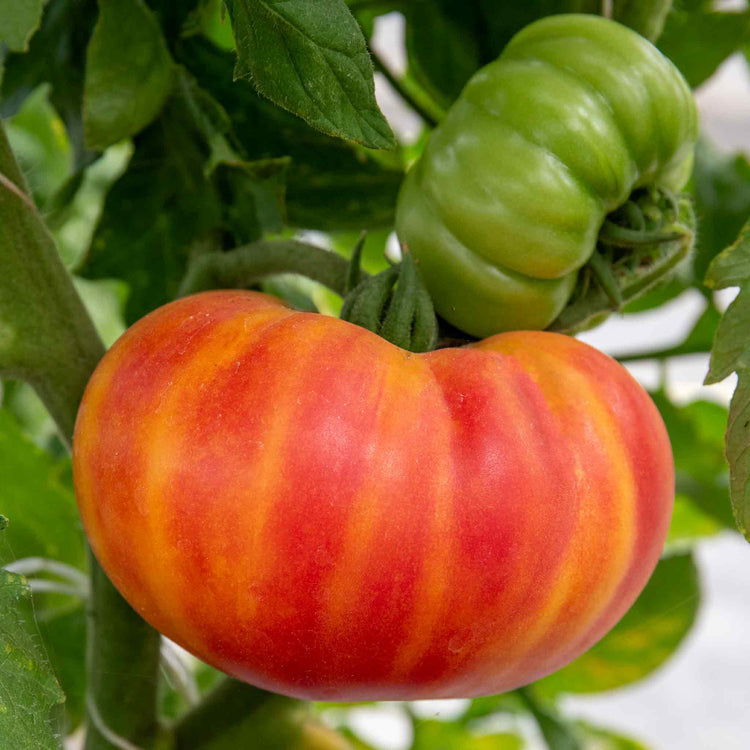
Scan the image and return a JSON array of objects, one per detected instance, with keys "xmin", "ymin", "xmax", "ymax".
[
  {"xmin": 86, "ymin": 559, "xmax": 165, "ymax": 750},
  {"xmin": 0, "ymin": 120, "xmax": 163, "ymax": 749},
  {"xmin": 179, "ymin": 240, "xmax": 355, "ymax": 299},
  {"xmin": 370, "ymin": 52, "xmax": 442, "ymax": 128}
]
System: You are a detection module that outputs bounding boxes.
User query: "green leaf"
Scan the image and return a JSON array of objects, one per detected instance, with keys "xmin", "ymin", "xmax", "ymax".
[
  {"xmin": 536, "ymin": 553, "xmax": 699, "ymax": 696},
  {"xmin": 705, "ymin": 221, "xmax": 750, "ymax": 293},
  {"xmin": 0, "ymin": 0, "xmax": 99, "ymax": 167},
  {"xmin": 83, "ymin": 0, "xmax": 175, "ymax": 150},
  {"xmin": 659, "ymin": 9, "xmax": 750, "ymax": 88},
  {"xmin": 705, "ymin": 221, "xmax": 750, "ymax": 381},
  {"xmin": 5, "ymin": 84, "xmax": 72, "ymax": 210},
  {"xmin": 723, "ymin": 371, "xmax": 750, "ymax": 540},
  {"xmin": 0, "ymin": 0, "xmax": 47, "ymax": 52},
  {"xmin": 0, "ymin": 565, "xmax": 65, "ymax": 748},
  {"xmin": 192, "ymin": 0, "xmax": 236, "ymax": 50},
  {"xmin": 411, "ymin": 720, "xmax": 523, "ymax": 750},
  {"xmin": 80, "ymin": 84, "xmax": 223, "ymax": 323},
  {"xmin": 653, "ymin": 393, "xmax": 735, "ymax": 530},
  {"xmin": 704, "ymin": 220, "xmax": 750, "ymax": 538},
  {"xmin": 178, "ymin": 36, "xmax": 404, "ymax": 230},
  {"xmin": 690, "ymin": 142, "xmax": 750, "ymax": 284},
  {"xmin": 223, "ymin": 0, "xmax": 395, "ymax": 150},
  {"xmin": 180, "ymin": 68, "xmax": 292, "ymax": 244},
  {"xmin": 0, "ymin": 409, "xmax": 84, "ymax": 569}
]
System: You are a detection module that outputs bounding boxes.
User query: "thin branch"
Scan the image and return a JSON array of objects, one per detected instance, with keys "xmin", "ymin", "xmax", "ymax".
[
  {"xmin": 179, "ymin": 239, "xmax": 359, "ymax": 299},
  {"xmin": 371, "ymin": 51, "xmax": 440, "ymax": 128},
  {"xmin": 617, "ymin": 342, "xmax": 712, "ymax": 364}
]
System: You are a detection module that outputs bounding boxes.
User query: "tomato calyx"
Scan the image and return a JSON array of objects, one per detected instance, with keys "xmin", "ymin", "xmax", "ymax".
[
  {"xmin": 549, "ymin": 188, "xmax": 696, "ymax": 334},
  {"xmin": 340, "ymin": 239, "xmax": 438, "ymax": 353}
]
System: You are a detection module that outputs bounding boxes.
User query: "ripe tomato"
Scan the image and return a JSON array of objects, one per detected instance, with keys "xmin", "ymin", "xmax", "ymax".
[{"xmin": 73, "ymin": 291, "xmax": 673, "ymax": 700}]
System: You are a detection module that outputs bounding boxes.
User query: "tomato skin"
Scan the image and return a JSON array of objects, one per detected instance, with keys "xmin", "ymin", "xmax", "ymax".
[
  {"xmin": 396, "ymin": 14, "xmax": 698, "ymax": 337},
  {"xmin": 73, "ymin": 291, "xmax": 673, "ymax": 701}
]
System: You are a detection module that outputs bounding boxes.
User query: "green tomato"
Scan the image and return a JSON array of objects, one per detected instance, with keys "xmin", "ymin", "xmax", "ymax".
[{"xmin": 396, "ymin": 14, "xmax": 698, "ymax": 337}]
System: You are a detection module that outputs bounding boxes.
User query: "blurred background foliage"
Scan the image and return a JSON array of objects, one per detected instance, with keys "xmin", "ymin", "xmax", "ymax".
[{"xmin": 0, "ymin": 0, "xmax": 749, "ymax": 747}]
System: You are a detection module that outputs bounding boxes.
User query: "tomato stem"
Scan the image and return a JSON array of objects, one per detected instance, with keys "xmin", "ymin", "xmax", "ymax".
[
  {"xmin": 587, "ymin": 251, "xmax": 624, "ymax": 309},
  {"xmin": 550, "ymin": 194, "xmax": 695, "ymax": 334},
  {"xmin": 598, "ymin": 220, "xmax": 691, "ymax": 247},
  {"xmin": 179, "ymin": 239, "xmax": 357, "ymax": 298}
]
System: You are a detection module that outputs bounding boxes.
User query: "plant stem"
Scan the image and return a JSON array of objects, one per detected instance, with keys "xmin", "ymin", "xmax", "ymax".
[
  {"xmin": 0, "ymin": 124, "xmax": 104, "ymax": 444},
  {"xmin": 617, "ymin": 342, "xmax": 712, "ymax": 364},
  {"xmin": 178, "ymin": 239, "xmax": 357, "ymax": 298},
  {"xmin": 86, "ymin": 556, "xmax": 163, "ymax": 750},
  {"xmin": 370, "ymin": 52, "xmax": 442, "ymax": 128},
  {"xmin": 0, "ymin": 120, "xmax": 163, "ymax": 749}
]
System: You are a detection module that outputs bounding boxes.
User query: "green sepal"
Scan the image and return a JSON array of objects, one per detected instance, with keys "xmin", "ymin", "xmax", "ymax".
[
  {"xmin": 345, "ymin": 231, "xmax": 368, "ymax": 294},
  {"xmin": 550, "ymin": 190, "xmax": 696, "ymax": 334},
  {"xmin": 340, "ymin": 266, "xmax": 398, "ymax": 333},
  {"xmin": 341, "ymin": 252, "xmax": 438, "ymax": 353}
]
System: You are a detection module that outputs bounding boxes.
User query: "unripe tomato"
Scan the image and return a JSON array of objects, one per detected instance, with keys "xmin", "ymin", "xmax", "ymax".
[
  {"xmin": 396, "ymin": 14, "xmax": 698, "ymax": 337},
  {"xmin": 73, "ymin": 291, "xmax": 673, "ymax": 700}
]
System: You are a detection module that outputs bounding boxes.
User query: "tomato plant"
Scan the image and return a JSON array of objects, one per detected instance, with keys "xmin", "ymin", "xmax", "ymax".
[{"xmin": 0, "ymin": 1, "xmax": 749, "ymax": 749}]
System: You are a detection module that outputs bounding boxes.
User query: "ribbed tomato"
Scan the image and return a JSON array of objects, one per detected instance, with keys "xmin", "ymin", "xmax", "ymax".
[
  {"xmin": 72, "ymin": 291, "xmax": 673, "ymax": 700},
  {"xmin": 396, "ymin": 14, "xmax": 698, "ymax": 337}
]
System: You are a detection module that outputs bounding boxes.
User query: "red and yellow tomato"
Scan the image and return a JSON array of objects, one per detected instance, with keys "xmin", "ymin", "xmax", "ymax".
[{"xmin": 73, "ymin": 291, "xmax": 673, "ymax": 700}]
